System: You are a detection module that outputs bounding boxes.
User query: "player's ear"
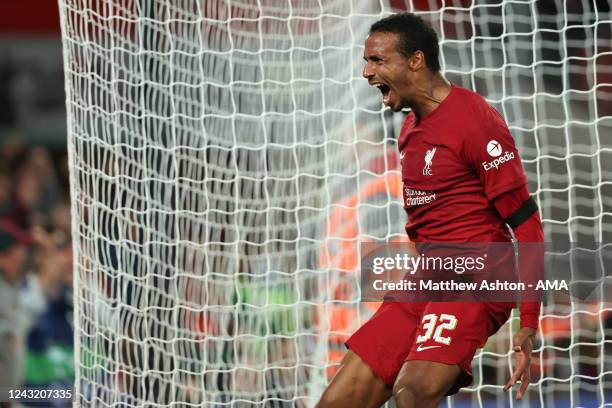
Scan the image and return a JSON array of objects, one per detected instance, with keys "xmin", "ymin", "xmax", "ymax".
[{"xmin": 408, "ymin": 50, "xmax": 426, "ymax": 72}]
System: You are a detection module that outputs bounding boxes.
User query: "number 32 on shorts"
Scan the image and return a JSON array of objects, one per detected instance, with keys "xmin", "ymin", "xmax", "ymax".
[{"xmin": 416, "ymin": 314, "xmax": 458, "ymax": 346}]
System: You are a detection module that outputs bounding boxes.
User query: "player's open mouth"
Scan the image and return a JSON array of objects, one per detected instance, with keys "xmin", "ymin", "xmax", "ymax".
[{"xmin": 374, "ymin": 83, "xmax": 391, "ymax": 105}]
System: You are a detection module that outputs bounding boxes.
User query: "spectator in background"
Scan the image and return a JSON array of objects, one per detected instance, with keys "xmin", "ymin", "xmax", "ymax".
[
  {"xmin": 0, "ymin": 138, "xmax": 31, "ymax": 228},
  {"xmin": 14, "ymin": 147, "xmax": 62, "ymax": 228},
  {"xmin": 20, "ymin": 225, "xmax": 73, "ymax": 407},
  {"xmin": 0, "ymin": 139, "xmax": 65, "ymax": 229},
  {"xmin": 0, "ymin": 138, "xmax": 74, "ymax": 406},
  {"xmin": 0, "ymin": 219, "xmax": 31, "ymax": 397}
]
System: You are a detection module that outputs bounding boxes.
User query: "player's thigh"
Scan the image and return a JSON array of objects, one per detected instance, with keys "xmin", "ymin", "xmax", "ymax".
[
  {"xmin": 316, "ymin": 349, "xmax": 392, "ymax": 408},
  {"xmin": 393, "ymin": 360, "xmax": 461, "ymax": 401},
  {"xmin": 346, "ymin": 301, "xmax": 426, "ymax": 386}
]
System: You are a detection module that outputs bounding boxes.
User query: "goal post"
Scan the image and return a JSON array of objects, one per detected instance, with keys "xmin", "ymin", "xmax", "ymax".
[{"xmin": 58, "ymin": 0, "xmax": 612, "ymax": 406}]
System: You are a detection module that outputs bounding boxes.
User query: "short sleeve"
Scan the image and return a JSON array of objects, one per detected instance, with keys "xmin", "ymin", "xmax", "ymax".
[{"xmin": 462, "ymin": 107, "xmax": 528, "ymax": 200}]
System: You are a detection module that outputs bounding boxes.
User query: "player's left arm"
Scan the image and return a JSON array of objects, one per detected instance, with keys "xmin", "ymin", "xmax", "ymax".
[
  {"xmin": 461, "ymin": 103, "xmax": 543, "ymax": 399},
  {"xmin": 493, "ymin": 185, "xmax": 543, "ymax": 400},
  {"xmin": 493, "ymin": 185, "xmax": 543, "ymax": 330},
  {"xmin": 461, "ymin": 104, "xmax": 543, "ymax": 328}
]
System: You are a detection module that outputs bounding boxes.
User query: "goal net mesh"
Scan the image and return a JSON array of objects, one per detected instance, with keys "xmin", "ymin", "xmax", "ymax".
[{"xmin": 58, "ymin": 0, "xmax": 612, "ymax": 406}]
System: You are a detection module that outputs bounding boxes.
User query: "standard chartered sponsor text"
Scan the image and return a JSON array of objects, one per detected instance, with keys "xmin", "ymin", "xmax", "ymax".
[{"xmin": 404, "ymin": 187, "xmax": 436, "ymax": 206}]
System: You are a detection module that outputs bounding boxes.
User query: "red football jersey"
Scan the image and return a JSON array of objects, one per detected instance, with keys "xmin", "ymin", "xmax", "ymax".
[{"xmin": 399, "ymin": 84, "xmax": 528, "ymax": 242}]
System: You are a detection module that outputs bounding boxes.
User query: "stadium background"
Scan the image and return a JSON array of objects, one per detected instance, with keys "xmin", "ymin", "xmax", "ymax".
[{"xmin": 0, "ymin": 0, "xmax": 610, "ymax": 407}]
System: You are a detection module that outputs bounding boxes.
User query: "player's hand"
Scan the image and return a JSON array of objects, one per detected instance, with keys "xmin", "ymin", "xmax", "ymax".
[{"xmin": 504, "ymin": 327, "xmax": 536, "ymax": 400}]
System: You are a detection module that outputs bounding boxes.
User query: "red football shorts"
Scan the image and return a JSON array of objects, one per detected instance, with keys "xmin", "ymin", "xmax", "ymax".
[{"xmin": 346, "ymin": 301, "xmax": 513, "ymax": 395}]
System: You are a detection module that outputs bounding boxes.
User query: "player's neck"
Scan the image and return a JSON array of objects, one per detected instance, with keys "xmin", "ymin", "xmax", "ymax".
[{"xmin": 410, "ymin": 74, "xmax": 452, "ymax": 123}]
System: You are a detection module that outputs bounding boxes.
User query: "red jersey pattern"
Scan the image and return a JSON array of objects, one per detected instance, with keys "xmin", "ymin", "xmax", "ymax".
[{"xmin": 398, "ymin": 84, "xmax": 528, "ymax": 242}]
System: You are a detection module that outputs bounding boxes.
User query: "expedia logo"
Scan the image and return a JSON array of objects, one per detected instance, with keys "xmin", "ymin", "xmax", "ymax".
[{"xmin": 482, "ymin": 151, "xmax": 515, "ymax": 171}]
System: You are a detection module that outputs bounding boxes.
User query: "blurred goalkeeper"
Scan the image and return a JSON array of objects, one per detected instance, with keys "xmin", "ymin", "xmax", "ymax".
[{"xmin": 316, "ymin": 13, "xmax": 543, "ymax": 408}]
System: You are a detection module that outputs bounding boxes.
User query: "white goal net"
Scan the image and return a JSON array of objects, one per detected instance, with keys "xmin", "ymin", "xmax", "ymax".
[{"xmin": 58, "ymin": 0, "xmax": 612, "ymax": 407}]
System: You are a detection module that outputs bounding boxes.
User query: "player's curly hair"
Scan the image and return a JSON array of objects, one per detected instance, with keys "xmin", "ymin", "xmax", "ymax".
[{"xmin": 369, "ymin": 13, "xmax": 441, "ymax": 73}]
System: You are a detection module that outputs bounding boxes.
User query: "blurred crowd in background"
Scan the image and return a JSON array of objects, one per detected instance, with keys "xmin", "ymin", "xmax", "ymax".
[
  {"xmin": 0, "ymin": 136, "xmax": 73, "ymax": 406},
  {"xmin": 0, "ymin": 4, "xmax": 70, "ymax": 405}
]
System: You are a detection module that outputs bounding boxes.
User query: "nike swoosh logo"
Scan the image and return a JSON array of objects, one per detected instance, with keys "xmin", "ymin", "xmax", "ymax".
[{"xmin": 416, "ymin": 344, "xmax": 441, "ymax": 352}]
